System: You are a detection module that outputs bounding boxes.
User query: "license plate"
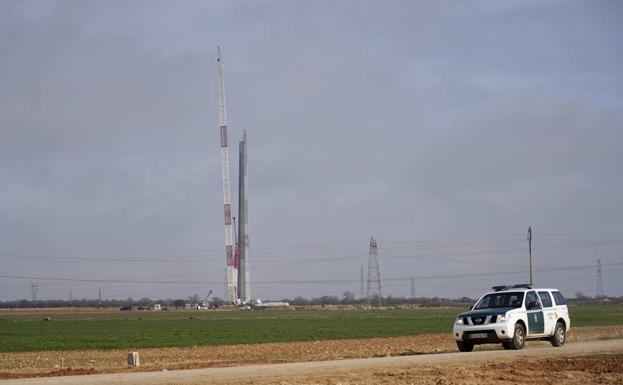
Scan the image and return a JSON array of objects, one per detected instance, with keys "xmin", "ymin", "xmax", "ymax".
[{"xmin": 469, "ymin": 333, "xmax": 488, "ymax": 339}]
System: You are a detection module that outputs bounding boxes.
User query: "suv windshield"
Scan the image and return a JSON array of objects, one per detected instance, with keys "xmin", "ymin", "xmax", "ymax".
[{"xmin": 474, "ymin": 292, "xmax": 524, "ymax": 309}]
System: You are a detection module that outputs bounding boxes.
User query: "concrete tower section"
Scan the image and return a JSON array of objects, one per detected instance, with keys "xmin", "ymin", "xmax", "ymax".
[{"xmin": 237, "ymin": 130, "xmax": 251, "ymax": 303}]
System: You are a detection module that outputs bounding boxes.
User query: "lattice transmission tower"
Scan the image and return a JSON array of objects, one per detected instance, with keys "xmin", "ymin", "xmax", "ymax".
[
  {"xmin": 30, "ymin": 283, "xmax": 38, "ymax": 303},
  {"xmin": 596, "ymin": 259, "xmax": 604, "ymax": 298},
  {"xmin": 366, "ymin": 237, "xmax": 382, "ymax": 306}
]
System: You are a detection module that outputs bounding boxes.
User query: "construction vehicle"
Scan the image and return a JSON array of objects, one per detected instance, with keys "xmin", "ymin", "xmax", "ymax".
[{"xmin": 195, "ymin": 290, "xmax": 213, "ymax": 310}]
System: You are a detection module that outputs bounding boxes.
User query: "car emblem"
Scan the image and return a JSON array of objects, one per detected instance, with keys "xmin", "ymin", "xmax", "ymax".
[
  {"xmin": 475, "ymin": 317, "xmax": 481, "ymax": 323},
  {"xmin": 534, "ymin": 314, "xmax": 538, "ymax": 322}
]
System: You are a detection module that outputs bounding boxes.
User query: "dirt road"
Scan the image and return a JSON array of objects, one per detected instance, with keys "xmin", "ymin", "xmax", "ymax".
[{"xmin": 2, "ymin": 339, "xmax": 621, "ymax": 385}]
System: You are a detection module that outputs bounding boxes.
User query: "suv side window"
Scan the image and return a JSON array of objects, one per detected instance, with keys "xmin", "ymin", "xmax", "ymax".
[
  {"xmin": 525, "ymin": 291, "xmax": 541, "ymax": 309},
  {"xmin": 552, "ymin": 291, "xmax": 566, "ymax": 305},
  {"xmin": 538, "ymin": 291, "xmax": 553, "ymax": 308}
]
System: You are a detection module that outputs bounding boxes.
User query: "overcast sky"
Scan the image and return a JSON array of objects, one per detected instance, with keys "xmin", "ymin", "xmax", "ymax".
[{"xmin": 1, "ymin": 0, "xmax": 622, "ymax": 302}]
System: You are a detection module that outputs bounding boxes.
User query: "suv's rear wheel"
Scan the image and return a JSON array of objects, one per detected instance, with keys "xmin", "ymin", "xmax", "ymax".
[
  {"xmin": 456, "ymin": 341, "xmax": 474, "ymax": 352},
  {"xmin": 509, "ymin": 323, "xmax": 525, "ymax": 350},
  {"xmin": 550, "ymin": 321, "xmax": 566, "ymax": 347}
]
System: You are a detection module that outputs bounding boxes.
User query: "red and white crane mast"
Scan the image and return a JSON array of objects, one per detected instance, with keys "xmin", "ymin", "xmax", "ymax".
[{"xmin": 217, "ymin": 47, "xmax": 239, "ymax": 304}]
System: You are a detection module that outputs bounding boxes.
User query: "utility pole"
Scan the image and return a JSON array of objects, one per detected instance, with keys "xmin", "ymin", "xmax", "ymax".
[
  {"xmin": 597, "ymin": 259, "xmax": 604, "ymax": 298},
  {"xmin": 410, "ymin": 277, "xmax": 416, "ymax": 298},
  {"xmin": 69, "ymin": 289, "xmax": 72, "ymax": 307},
  {"xmin": 98, "ymin": 288, "xmax": 102, "ymax": 308},
  {"xmin": 527, "ymin": 227, "xmax": 533, "ymax": 286}
]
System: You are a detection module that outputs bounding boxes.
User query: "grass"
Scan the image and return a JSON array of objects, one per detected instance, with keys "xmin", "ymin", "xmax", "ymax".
[
  {"xmin": 568, "ymin": 304, "xmax": 623, "ymax": 327},
  {"xmin": 0, "ymin": 305, "xmax": 621, "ymax": 353}
]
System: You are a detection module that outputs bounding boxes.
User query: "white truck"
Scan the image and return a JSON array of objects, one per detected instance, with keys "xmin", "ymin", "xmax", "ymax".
[{"xmin": 453, "ymin": 284, "xmax": 570, "ymax": 352}]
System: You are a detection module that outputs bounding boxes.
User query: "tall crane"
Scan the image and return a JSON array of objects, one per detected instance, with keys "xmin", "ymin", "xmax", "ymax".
[{"xmin": 217, "ymin": 47, "xmax": 239, "ymax": 304}]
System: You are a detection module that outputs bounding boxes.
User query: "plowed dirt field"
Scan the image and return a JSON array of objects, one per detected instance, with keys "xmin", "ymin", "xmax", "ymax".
[
  {"xmin": 1, "ymin": 325, "xmax": 621, "ymax": 380},
  {"xmin": 1, "ymin": 339, "xmax": 622, "ymax": 385}
]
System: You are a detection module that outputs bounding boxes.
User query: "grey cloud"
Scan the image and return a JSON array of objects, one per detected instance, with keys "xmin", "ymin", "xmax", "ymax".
[{"xmin": 1, "ymin": 0, "xmax": 621, "ymax": 300}]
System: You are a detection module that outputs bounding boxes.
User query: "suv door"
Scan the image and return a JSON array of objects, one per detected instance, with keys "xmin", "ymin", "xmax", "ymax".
[
  {"xmin": 525, "ymin": 290, "xmax": 544, "ymax": 335},
  {"xmin": 538, "ymin": 291, "xmax": 556, "ymax": 335}
]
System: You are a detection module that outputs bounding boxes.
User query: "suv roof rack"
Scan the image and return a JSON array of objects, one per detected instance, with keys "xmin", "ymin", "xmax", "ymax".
[{"xmin": 492, "ymin": 284, "xmax": 533, "ymax": 291}]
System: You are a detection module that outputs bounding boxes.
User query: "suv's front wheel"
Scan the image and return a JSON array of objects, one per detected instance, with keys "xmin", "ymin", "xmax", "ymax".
[
  {"xmin": 456, "ymin": 341, "xmax": 474, "ymax": 352},
  {"xmin": 509, "ymin": 323, "xmax": 525, "ymax": 350},
  {"xmin": 550, "ymin": 321, "xmax": 566, "ymax": 347}
]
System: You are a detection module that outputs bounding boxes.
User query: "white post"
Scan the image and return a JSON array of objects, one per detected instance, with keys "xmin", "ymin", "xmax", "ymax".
[{"xmin": 127, "ymin": 352, "xmax": 140, "ymax": 367}]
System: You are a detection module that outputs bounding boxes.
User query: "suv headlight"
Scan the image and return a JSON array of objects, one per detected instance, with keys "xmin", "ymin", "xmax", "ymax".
[
  {"xmin": 497, "ymin": 313, "xmax": 509, "ymax": 323},
  {"xmin": 455, "ymin": 317, "xmax": 464, "ymax": 325}
]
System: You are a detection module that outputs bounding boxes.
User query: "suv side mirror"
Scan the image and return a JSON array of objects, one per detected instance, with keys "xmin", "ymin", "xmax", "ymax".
[{"xmin": 527, "ymin": 301, "xmax": 540, "ymax": 310}]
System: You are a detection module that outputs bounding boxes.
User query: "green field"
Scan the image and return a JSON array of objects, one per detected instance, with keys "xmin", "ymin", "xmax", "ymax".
[{"xmin": 0, "ymin": 305, "xmax": 621, "ymax": 353}]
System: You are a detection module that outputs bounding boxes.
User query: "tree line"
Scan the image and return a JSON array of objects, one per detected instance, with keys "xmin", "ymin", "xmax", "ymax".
[{"xmin": 1, "ymin": 290, "xmax": 620, "ymax": 309}]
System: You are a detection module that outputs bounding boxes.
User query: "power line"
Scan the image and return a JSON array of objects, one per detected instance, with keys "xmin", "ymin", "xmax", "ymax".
[
  {"xmin": 2, "ymin": 238, "xmax": 621, "ymax": 264},
  {"xmin": 3, "ymin": 231, "xmax": 623, "ymax": 258},
  {"xmin": 0, "ymin": 233, "xmax": 528, "ymax": 257},
  {"xmin": 2, "ymin": 262, "xmax": 620, "ymax": 286}
]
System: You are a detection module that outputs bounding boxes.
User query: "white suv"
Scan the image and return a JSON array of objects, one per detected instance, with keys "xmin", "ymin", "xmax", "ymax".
[{"xmin": 453, "ymin": 285, "xmax": 570, "ymax": 352}]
